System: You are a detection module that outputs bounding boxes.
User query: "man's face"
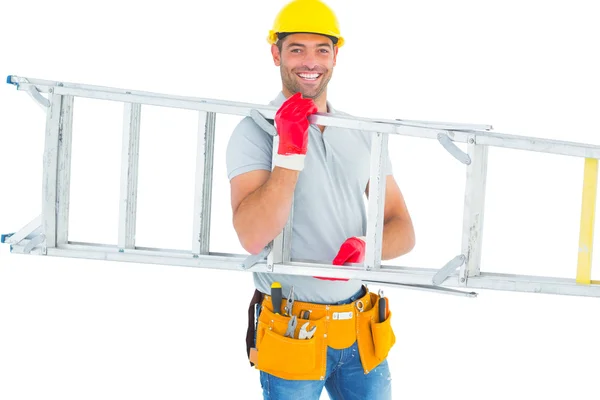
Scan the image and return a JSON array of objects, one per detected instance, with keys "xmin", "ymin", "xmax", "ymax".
[{"xmin": 271, "ymin": 33, "xmax": 338, "ymax": 100}]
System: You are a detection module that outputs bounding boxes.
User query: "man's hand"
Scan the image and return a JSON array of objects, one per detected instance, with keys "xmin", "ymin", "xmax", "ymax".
[
  {"xmin": 332, "ymin": 236, "xmax": 366, "ymax": 265},
  {"xmin": 273, "ymin": 92, "xmax": 318, "ymax": 171},
  {"xmin": 313, "ymin": 236, "xmax": 367, "ymax": 281}
]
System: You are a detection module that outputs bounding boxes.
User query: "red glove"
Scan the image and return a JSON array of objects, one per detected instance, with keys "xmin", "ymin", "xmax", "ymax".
[
  {"xmin": 333, "ymin": 236, "xmax": 366, "ymax": 265},
  {"xmin": 273, "ymin": 92, "xmax": 318, "ymax": 171},
  {"xmin": 314, "ymin": 236, "xmax": 366, "ymax": 281}
]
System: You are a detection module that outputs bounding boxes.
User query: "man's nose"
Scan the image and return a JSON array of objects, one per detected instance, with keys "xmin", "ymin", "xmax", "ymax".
[{"xmin": 301, "ymin": 52, "xmax": 319, "ymax": 69}]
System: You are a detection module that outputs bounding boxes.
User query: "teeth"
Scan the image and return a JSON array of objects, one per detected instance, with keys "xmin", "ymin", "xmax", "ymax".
[{"xmin": 299, "ymin": 73, "xmax": 319, "ymax": 80}]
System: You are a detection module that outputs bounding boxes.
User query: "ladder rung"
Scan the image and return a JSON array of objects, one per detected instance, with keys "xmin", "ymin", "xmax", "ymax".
[
  {"xmin": 192, "ymin": 111, "xmax": 216, "ymax": 255},
  {"xmin": 42, "ymin": 92, "xmax": 73, "ymax": 249},
  {"xmin": 364, "ymin": 132, "xmax": 388, "ymax": 270},
  {"xmin": 118, "ymin": 102, "xmax": 142, "ymax": 250},
  {"xmin": 576, "ymin": 157, "xmax": 598, "ymax": 284},
  {"xmin": 459, "ymin": 135, "xmax": 489, "ymax": 284}
]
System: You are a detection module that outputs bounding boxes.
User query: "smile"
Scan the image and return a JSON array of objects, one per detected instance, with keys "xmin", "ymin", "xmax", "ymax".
[{"xmin": 297, "ymin": 73, "xmax": 322, "ymax": 81}]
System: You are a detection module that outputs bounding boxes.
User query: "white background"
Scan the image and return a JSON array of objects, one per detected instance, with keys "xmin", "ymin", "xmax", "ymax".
[{"xmin": 1, "ymin": 0, "xmax": 600, "ymax": 399}]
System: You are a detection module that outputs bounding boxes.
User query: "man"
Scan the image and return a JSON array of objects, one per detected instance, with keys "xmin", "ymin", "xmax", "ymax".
[{"xmin": 226, "ymin": 0, "xmax": 415, "ymax": 398}]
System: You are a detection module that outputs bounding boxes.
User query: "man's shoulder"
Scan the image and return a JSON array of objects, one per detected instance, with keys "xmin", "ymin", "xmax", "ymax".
[
  {"xmin": 229, "ymin": 115, "xmax": 274, "ymax": 143},
  {"xmin": 232, "ymin": 115, "xmax": 268, "ymax": 133},
  {"xmin": 225, "ymin": 115, "xmax": 275, "ymax": 180}
]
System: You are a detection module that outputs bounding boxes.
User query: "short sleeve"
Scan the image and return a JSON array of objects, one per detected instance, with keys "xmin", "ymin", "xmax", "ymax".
[{"xmin": 226, "ymin": 117, "xmax": 274, "ymax": 181}]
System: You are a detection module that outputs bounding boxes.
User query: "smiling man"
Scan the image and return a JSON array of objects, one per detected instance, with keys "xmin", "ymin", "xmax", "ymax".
[
  {"xmin": 226, "ymin": 0, "xmax": 415, "ymax": 399},
  {"xmin": 274, "ymin": 32, "xmax": 334, "ymax": 108}
]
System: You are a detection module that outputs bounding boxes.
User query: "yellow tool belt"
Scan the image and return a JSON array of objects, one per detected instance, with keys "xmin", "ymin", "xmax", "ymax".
[{"xmin": 250, "ymin": 287, "xmax": 396, "ymax": 381}]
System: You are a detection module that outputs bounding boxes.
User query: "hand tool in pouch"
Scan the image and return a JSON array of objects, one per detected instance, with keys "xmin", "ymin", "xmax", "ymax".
[
  {"xmin": 378, "ymin": 289, "xmax": 387, "ymax": 322},
  {"xmin": 271, "ymin": 282, "xmax": 283, "ymax": 314},
  {"xmin": 284, "ymin": 315, "xmax": 298, "ymax": 338},
  {"xmin": 299, "ymin": 321, "xmax": 316, "ymax": 339},
  {"xmin": 284, "ymin": 286, "xmax": 295, "ymax": 316}
]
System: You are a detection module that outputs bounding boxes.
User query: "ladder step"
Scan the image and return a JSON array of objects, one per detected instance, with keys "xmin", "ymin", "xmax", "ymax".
[
  {"xmin": 192, "ymin": 111, "xmax": 216, "ymax": 255},
  {"xmin": 118, "ymin": 102, "xmax": 142, "ymax": 250}
]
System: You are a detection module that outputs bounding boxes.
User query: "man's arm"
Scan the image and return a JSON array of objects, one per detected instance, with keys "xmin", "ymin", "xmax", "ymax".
[
  {"xmin": 365, "ymin": 175, "xmax": 415, "ymax": 260},
  {"xmin": 230, "ymin": 167, "xmax": 299, "ymax": 255},
  {"xmin": 227, "ymin": 92, "xmax": 318, "ymax": 255}
]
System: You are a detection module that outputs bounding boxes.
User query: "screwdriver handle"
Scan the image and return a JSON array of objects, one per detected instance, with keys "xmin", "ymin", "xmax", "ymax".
[
  {"xmin": 271, "ymin": 282, "xmax": 283, "ymax": 315},
  {"xmin": 378, "ymin": 296, "xmax": 387, "ymax": 322}
]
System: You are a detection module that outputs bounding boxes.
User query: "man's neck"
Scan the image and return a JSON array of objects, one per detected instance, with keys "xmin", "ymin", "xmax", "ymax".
[
  {"xmin": 312, "ymin": 95, "xmax": 328, "ymax": 114},
  {"xmin": 311, "ymin": 95, "xmax": 327, "ymax": 132}
]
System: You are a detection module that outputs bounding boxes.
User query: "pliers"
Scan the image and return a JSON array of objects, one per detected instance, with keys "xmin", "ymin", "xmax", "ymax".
[
  {"xmin": 283, "ymin": 286, "xmax": 300, "ymax": 338},
  {"xmin": 284, "ymin": 286, "xmax": 295, "ymax": 316},
  {"xmin": 284, "ymin": 315, "xmax": 298, "ymax": 338}
]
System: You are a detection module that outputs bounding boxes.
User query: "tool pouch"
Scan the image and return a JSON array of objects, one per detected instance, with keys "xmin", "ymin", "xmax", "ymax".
[
  {"xmin": 246, "ymin": 289, "xmax": 263, "ymax": 366},
  {"xmin": 356, "ymin": 292, "xmax": 396, "ymax": 373},
  {"xmin": 254, "ymin": 303, "xmax": 327, "ymax": 381}
]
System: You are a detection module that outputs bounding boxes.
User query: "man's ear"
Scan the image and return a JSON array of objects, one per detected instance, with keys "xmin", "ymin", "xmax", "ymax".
[
  {"xmin": 333, "ymin": 46, "xmax": 339, "ymax": 67},
  {"xmin": 271, "ymin": 44, "xmax": 281, "ymax": 66}
]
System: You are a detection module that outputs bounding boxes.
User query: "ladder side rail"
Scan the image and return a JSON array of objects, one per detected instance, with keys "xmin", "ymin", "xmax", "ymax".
[
  {"xmin": 8, "ymin": 75, "xmax": 490, "ymax": 132},
  {"xmin": 47, "ymin": 85, "xmax": 600, "ymax": 160},
  {"xmin": 8, "ymin": 239, "xmax": 600, "ymax": 297},
  {"xmin": 8, "ymin": 75, "xmax": 267, "ymax": 111},
  {"xmin": 473, "ymin": 131, "xmax": 600, "ymax": 159},
  {"xmin": 9, "ymin": 76, "xmax": 600, "ymax": 158},
  {"xmin": 51, "ymin": 86, "xmax": 447, "ymax": 140}
]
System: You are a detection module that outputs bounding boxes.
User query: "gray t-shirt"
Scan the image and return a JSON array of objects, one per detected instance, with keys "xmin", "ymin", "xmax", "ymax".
[{"xmin": 226, "ymin": 92, "xmax": 393, "ymax": 303}]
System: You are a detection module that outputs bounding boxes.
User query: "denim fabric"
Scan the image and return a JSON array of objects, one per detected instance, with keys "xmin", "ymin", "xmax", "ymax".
[
  {"xmin": 329, "ymin": 285, "xmax": 367, "ymax": 305},
  {"xmin": 259, "ymin": 341, "xmax": 392, "ymax": 400}
]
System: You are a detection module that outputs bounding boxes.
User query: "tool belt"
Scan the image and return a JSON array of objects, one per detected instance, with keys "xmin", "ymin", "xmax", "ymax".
[{"xmin": 246, "ymin": 286, "xmax": 396, "ymax": 381}]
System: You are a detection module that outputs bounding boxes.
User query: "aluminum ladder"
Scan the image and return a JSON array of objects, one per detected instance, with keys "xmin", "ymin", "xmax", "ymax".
[{"xmin": 3, "ymin": 74, "xmax": 600, "ymax": 298}]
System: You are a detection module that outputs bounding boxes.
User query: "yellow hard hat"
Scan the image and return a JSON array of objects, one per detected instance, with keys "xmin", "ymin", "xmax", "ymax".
[{"xmin": 267, "ymin": 0, "xmax": 344, "ymax": 47}]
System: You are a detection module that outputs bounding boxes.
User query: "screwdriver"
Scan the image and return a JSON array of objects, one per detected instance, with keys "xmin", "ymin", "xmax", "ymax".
[
  {"xmin": 378, "ymin": 289, "xmax": 387, "ymax": 322},
  {"xmin": 271, "ymin": 282, "xmax": 283, "ymax": 315}
]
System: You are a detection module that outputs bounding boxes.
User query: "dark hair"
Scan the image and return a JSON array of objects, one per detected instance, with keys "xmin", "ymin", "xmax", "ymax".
[{"xmin": 276, "ymin": 32, "xmax": 338, "ymax": 52}]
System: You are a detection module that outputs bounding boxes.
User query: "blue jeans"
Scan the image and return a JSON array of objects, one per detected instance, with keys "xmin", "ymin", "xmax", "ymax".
[
  {"xmin": 259, "ymin": 341, "xmax": 392, "ymax": 399},
  {"xmin": 256, "ymin": 286, "xmax": 392, "ymax": 399}
]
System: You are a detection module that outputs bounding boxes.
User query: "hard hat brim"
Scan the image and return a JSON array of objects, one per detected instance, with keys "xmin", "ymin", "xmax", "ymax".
[{"xmin": 267, "ymin": 30, "xmax": 344, "ymax": 47}]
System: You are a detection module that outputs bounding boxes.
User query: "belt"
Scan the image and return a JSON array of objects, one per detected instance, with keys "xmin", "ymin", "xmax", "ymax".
[{"xmin": 261, "ymin": 286, "xmax": 373, "ymax": 341}]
